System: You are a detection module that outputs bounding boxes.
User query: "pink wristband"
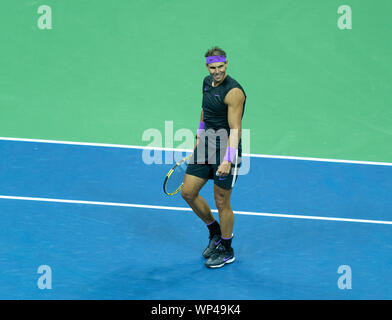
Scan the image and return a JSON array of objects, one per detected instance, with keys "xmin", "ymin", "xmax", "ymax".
[
  {"xmin": 224, "ymin": 146, "xmax": 236, "ymax": 162},
  {"xmin": 197, "ymin": 121, "xmax": 205, "ymax": 135}
]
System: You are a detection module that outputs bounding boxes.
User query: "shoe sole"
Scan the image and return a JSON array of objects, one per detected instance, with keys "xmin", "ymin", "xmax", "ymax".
[{"xmin": 206, "ymin": 257, "xmax": 235, "ymax": 268}]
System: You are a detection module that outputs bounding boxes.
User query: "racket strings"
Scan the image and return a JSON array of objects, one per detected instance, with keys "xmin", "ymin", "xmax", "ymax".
[
  {"xmin": 165, "ymin": 161, "xmax": 188, "ymax": 194},
  {"xmin": 163, "ymin": 155, "xmax": 191, "ymax": 196}
]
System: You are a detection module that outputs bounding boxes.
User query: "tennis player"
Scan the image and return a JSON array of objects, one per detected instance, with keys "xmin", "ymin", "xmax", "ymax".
[{"xmin": 181, "ymin": 46, "xmax": 246, "ymax": 268}]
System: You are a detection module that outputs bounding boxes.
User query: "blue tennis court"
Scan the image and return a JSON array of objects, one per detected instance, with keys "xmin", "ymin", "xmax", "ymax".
[{"xmin": 1, "ymin": 138, "xmax": 392, "ymax": 299}]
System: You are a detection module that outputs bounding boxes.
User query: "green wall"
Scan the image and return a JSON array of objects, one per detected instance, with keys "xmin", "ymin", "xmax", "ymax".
[{"xmin": 1, "ymin": 0, "xmax": 391, "ymax": 162}]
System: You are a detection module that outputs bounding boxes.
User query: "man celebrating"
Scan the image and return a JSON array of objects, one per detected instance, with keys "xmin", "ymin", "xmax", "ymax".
[{"xmin": 181, "ymin": 46, "xmax": 246, "ymax": 268}]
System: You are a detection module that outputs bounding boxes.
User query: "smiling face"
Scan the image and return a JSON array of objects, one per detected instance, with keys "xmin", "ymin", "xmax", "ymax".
[{"xmin": 206, "ymin": 61, "xmax": 228, "ymax": 84}]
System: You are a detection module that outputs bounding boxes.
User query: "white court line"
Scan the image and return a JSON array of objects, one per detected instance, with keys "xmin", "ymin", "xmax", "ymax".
[
  {"xmin": 1, "ymin": 136, "xmax": 392, "ymax": 166},
  {"xmin": 1, "ymin": 195, "xmax": 392, "ymax": 226}
]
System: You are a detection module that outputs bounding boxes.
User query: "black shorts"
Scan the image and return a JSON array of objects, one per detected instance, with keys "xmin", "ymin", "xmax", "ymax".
[
  {"xmin": 185, "ymin": 162, "xmax": 240, "ymax": 190},
  {"xmin": 187, "ymin": 136, "xmax": 242, "ymax": 189}
]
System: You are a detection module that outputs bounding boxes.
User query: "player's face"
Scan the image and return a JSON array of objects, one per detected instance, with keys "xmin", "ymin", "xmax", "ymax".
[{"xmin": 206, "ymin": 62, "xmax": 227, "ymax": 82}]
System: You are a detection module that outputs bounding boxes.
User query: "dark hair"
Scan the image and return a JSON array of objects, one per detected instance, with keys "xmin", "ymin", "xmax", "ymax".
[{"xmin": 204, "ymin": 46, "xmax": 226, "ymax": 58}]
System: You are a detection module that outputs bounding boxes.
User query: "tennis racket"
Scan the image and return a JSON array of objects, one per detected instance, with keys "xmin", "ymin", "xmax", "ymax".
[{"xmin": 163, "ymin": 154, "xmax": 192, "ymax": 195}]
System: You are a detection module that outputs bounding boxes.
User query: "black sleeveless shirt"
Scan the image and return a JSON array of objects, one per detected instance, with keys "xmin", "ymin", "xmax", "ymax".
[
  {"xmin": 200, "ymin": 74, "xmax": 246, "ymax": 162},
  {"xmin": 202, "ymin": 74, "xmax": 246, "ymax": 131}
]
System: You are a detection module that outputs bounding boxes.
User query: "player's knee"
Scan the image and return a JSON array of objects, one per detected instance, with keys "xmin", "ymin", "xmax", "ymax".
[
  {"xmin": 214, "ymin": 194, "xmax": 229, "ymax": 212},
  {"xmin": 181, "ymin": 188, "xmax": 197, "ymax": 203}
]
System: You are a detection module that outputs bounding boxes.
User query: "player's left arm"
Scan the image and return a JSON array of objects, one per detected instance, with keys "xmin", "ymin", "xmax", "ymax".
[{"xmin": 217, "ymin": 88, "xmax": 245, "ymax": 176}]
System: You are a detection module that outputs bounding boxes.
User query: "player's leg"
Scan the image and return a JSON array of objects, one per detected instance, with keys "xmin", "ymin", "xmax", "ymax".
[
  {"xmin": 204, "ymin": 184, "xmax": 235, "ymax": 268},
  {"xmin": 212, "ymin": 162, "xmax": 239, "ymax": 240},
  {"xmin": 181, "ymin": 168, "xmax": 222, "ymax": 258},
  {"xmin": 213, "ymin": 184, "xmax": 234, "ymax": 239},
  {"xmin": 181, "ymin": 173, "xmax": 212, "ymax": 224},
  {"xmin": 205, "ymin": 165, "xmax": 238, "ymax": 268}
]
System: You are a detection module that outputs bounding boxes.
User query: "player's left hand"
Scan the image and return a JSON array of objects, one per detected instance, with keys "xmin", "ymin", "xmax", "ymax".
[{"xmin": 216, "ymin": 160, "xmax": 231, "ymax": 177}]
